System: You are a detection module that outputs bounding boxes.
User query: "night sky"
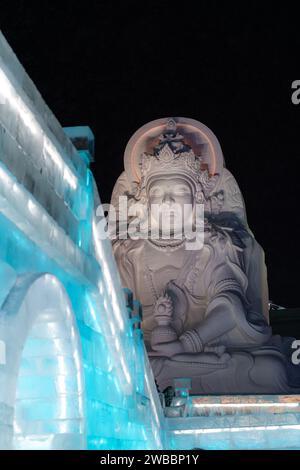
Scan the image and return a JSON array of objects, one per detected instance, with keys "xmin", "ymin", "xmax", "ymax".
[{"xmin": 1, "ymin": 1, "xmax": 300, "ymax": 307}]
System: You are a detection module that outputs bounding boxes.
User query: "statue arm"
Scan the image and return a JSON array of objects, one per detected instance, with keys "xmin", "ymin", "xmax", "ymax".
[
  {"xmin": 150, "ymin": 290, "xmax": 242, "ymax": 357},
  {"xmin": 179, "ymin": 292, "xmax": 243, "ymax": 352},
  {"xmin": 179, "ymin": 241, "xmax": 249, "ymax": 353}
]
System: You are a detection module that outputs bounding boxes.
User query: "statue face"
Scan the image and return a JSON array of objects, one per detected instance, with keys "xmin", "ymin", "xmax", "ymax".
[{"xmin": 146, "ymin": 176, "xmax": 194, "ymax": 237}]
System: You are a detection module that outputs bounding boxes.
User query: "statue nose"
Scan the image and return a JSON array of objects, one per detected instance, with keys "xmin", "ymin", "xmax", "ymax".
[{"xmin": 162, "ymin": 193, "xmax": 175, "ymax": 204}]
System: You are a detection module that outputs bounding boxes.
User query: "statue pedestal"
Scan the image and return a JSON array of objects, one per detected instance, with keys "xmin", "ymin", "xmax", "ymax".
[{"xmin": 166, "ymin": 394, "xmax": 300, "ymax": 449}]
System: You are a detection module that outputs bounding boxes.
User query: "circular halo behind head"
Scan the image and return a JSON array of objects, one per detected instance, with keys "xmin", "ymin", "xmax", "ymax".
[{"xmin": 124, "ymin": 117, "xmax": 225, "ymax": 189}]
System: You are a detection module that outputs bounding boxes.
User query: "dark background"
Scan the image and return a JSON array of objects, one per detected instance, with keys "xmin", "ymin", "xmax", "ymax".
[{"xmin": 1, "ymin": 1, "xmax": 300, "ymax": 307}]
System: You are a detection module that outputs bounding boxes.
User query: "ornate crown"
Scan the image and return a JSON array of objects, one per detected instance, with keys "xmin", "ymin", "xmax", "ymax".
[{"xmin": 138, "ymin": 119, "xmax": 218, "ymax": 202}]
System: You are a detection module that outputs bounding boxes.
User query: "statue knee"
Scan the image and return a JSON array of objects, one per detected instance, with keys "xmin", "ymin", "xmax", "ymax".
[{"xmin": 250, "ymin": 354, "xmax": 288, "ymax": 392}]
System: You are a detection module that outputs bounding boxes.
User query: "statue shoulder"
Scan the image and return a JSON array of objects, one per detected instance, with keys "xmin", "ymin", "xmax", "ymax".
[
  {"xmin": 204, "ymin": 213, "xmax": 252, "ymax": 253},
  {"xmin": 112, "ymin": 238, "xmax": 145, "ymax": 262},
  {"xmin": 203, "ymin": 224, "xmax": 248, "ymax": 277},
  {"xmin": 211, "ymin": 168, "xmax": 248, "ymax": 227}
]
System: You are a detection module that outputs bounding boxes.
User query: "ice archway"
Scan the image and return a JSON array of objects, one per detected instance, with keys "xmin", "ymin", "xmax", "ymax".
[{"xmin": 0, "ymin": 274, "xmax": 85, "ymax": 450}]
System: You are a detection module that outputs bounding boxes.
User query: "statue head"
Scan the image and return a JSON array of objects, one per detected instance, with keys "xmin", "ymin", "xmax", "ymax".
[
  {"xmin": 146, "ymin": 175, "xmax": 194, "ymax": 236},
  {"xmin": 139, "ymin": 119, "xmax": 205, "ymax": 203},
  {"xmin": 110, "ymin": 117, "xmax": 249, "ymax": 242},
  {"xmin": 135, "ymin": 119, "xmax": 209, "ymax": 238}
]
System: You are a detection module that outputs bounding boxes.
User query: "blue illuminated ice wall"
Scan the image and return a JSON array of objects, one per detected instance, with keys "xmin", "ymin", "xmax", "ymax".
[{"xmin": 0, "ymin": 31, "xmax": 167, "ymax": 450}]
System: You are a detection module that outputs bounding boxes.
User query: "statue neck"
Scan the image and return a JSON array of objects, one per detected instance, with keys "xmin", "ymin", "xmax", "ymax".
[{"xmin": 147, "ymin": 237, "xmax": 186, "ymax": 252}]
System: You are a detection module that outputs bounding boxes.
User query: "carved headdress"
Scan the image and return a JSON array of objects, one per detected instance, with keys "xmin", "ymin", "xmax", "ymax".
[
  {"xmin": 138, "ymin": 118, "xmax": 218, "ymax": 203},
  {"xmin": 110, "ymin": 117, "xmax": 248, "ymax": 227}
]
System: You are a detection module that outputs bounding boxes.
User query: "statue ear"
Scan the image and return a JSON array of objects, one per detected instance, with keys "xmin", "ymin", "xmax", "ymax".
[{"xmin": 191, "ymin": 189, "xmax": 205, "ymax": 227}]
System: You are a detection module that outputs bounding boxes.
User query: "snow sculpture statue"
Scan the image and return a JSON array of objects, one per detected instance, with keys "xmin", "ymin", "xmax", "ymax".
[{"xmin": 111, "ymin": 117, "xmax": 300, "ymax": 394}]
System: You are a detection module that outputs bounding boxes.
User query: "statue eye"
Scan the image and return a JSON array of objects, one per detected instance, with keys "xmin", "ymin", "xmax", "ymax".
[
  {"xmin": 149, "ymin": 187, "xmax": 163, "ymax": 197},
  {"xmin": 174, "ymin": 186, "xmax": 190, "ymax": 195}
]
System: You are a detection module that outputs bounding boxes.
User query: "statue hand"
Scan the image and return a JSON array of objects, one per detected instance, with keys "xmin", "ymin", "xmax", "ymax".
[
  {"xmin": 151, "ymin": 294, "xmax": 177, "ymax": 348},
  {"xmin": 153, "ymin": 293, "xmax": 173, "ymax": 324},
  {"xmin": 151, "ymin": 339, "xmax": 185, "ymax": 358}
]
